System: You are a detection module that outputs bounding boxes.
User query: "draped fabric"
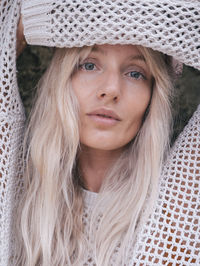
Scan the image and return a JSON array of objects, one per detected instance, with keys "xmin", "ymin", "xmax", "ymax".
[
  {"xmin": 22, "ymin": 0, "xmax": 200, "ymax": 70},
  {"xmin": 0, "ymin": 1, "xmax": 25, "ymax": 265},
  {"xmin": 0, "ymin": 0, "xmax": 199, "ymax": 265}
]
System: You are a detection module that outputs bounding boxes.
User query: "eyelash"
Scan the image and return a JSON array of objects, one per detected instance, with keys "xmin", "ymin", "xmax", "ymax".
[
  {"xmin": 79, "ymin": 62, "xmax": 146, "ymax": 81},
  {"xmin": 126, "ymin": 71, "xmax": 147, "ymax": 81},
  {"xmin": 79, "ymin": 62, "xmax": 96, "ymax": 71}
]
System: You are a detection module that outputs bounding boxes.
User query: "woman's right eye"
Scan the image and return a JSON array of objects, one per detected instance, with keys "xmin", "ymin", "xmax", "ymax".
[{"xmin": 80, "ymin": 62, "xmax": 96, "ymax": 71}]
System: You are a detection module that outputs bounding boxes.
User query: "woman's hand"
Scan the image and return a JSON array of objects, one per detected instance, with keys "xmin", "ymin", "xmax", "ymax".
[{"xmin": 17, "ymin": 16, "xmax": 26, "ymax": 57}]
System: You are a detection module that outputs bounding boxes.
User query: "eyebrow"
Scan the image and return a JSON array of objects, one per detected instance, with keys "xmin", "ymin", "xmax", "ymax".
[
  {"xmin": 91, "ymin": 46, "xmax": 146, "ymax": 62},
  {"xmin": 91, "ymin": 46, "xmax": 107, "ymax": 55},
  {"xmin": 129, "ymin": 55, "xmax": 146, "ymax": 62}
]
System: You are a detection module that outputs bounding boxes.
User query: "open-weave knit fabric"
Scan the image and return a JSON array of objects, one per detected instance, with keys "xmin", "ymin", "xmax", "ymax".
[
  {"xmin": 130, "ymin": 105, "xmax": 200, "ymax": 265},
  {"xmin": 0, "ymin": 0, "xmax": 199, "ymax": 265},
  {"xmin": 22, "ymin": 0, "xmax": 200, "ymax": 70},
  {"xmin": 0, "ymin": 0, "xmax": 25, "ymax": 265},
  {"xmin": 82, "ymin": 106, "xmax": 200, "ymax": 265}
]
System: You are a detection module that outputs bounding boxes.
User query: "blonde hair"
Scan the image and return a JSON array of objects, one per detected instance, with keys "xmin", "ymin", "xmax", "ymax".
[{"xmin": 16, "ymin": 45, "xmax": 174, "ymax": 265}]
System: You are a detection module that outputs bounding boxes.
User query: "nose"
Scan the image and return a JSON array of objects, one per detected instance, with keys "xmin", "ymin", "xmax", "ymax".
[{"xmin": 97, "ymin": 71, "xmax": 121, "ymax": 102}]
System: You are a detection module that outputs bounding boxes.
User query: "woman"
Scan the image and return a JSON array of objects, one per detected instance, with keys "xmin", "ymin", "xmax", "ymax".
[
  {"xmin": 1, "ymin": 0, "xmax": 199, "ymax": 265},
  {"xmin": 16, "ymin": 44, "xmax": 173, "ymax": 265}
]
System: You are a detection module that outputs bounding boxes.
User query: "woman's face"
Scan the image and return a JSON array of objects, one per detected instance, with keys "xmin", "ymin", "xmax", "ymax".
[{"xmin": 72, "ymin": 44, "xmax": 152, "ymax": 151}]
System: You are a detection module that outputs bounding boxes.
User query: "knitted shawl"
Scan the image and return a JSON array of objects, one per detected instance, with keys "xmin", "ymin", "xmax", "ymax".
[
  {"xmin": 0, "ymin": 0, "xmax": 199, "ymax": 265},
  {"xmin": 0, "ymin": 0, "xmax": 25, "ymax": 265}
]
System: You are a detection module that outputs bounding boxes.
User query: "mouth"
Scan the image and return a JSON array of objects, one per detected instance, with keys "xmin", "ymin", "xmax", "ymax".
[
  {"xmin": 94, "ymin": 114, "xmax": 119, "ymax": 120},
  {"xmin": 87, "ymin": 108, "xmax": 121, "ymax": 125},
  {"xmin": 87, "ymin": 108, "xmax": 121, "ymax": 121}
]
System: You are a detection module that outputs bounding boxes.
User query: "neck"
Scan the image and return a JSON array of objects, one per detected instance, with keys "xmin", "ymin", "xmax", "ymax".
[{"xmin": 78, "ymin": 146, "xmax": 122, "ymax": 192}]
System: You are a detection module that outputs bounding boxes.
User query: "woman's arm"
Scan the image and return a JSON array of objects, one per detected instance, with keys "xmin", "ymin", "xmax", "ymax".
[{"xmin": 17, "ymin": 16, "xmax": 26, "ymax": 57}]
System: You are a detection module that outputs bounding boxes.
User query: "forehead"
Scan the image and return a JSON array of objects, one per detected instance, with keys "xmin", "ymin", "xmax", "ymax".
[{"xmin": 90, "ymin": 44, "xmax": 146, "ymax": 62}]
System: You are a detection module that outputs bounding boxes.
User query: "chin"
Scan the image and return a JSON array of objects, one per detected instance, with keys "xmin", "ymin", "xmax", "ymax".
[
  {"xmin": 81, "ymin": 139, "xmax": 129, "ymax": 152},
  {"xmin": 80, "ymin": 133, "xmax": 136, "ymax": 152}
]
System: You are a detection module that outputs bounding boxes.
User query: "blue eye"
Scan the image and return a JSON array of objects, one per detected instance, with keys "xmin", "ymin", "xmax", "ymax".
[
  {"xmin": 129, "ymin": 71, "xmax": 146, "ymax": 80},
  {"xmin": 81, "ymin": 62, "xmax": 96, "ymax": 71},
  {"xmin": 130, "ymin": 71, "xmax": 144, "ymax": 79}
]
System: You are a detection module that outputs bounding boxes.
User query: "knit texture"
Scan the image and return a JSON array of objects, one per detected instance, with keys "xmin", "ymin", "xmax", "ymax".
[
  {"xmin": 0, "ymin": 1, "xmax": 199, "ymax": 265},
  {"xmin": 131, "ymin": 105, "xmax": 200, "ymax": 265},
  {"xmin": 0, "ymin": 1, "xmax": 25, "ymax": 265},
  {"xmin": 82, "ymin": 106, "xmax": 200, "ymax": 265},
  {"xmin": 22, "ymin": 0, "xmax": 200, "ymax": 70}
]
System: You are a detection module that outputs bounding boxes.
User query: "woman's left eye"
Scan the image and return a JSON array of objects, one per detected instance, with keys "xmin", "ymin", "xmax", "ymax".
[
  {"xmin": 80, "ymin": 62, "xmax": 96, "ymax": 71},
  {"xmin": 127, "ymin": 71, "xmax": 146, "ymax": 80}
]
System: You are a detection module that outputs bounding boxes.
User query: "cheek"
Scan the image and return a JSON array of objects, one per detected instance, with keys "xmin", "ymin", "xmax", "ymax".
[
  {"xmin": 72, "ymin": 74, "xmax": 97, "ymax": 105},
  {"xmin": 125, "ymin": 89, "xmax": 151, "ymax": 136},
  {"xmin": 71, "ymin": 76, "xmax": 84, "ymax": 101},
  {"xmin": 128, "ymin": 87, "xmax": 151, "ymax": 119}
]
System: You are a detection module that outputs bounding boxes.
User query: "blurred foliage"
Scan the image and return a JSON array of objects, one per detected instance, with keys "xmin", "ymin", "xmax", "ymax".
[
  {"xmin": 17, "ymin": 45, "xmax": 200, "ymax": 143},
  {"xmin": 172, "ymin": 66, "xmax": 200, "ymax": 141},
  {"xmin": 17, "ymin": 46, "xmax": 54, "ymax": 115}
]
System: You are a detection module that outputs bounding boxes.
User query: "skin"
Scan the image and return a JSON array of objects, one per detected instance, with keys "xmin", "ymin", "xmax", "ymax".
[
  {"xmin": 17, "ymin": 16, "xmax": 26, "ymax": 57},
  {"xmin": 72, "ymin": 44, "xmax": 152, "ymax": 192}
]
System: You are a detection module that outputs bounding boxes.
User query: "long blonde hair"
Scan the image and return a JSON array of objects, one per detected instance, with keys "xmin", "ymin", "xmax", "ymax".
[{"xmin": 16, "ymin": 45, "xmax": 174, "ymax": 265}]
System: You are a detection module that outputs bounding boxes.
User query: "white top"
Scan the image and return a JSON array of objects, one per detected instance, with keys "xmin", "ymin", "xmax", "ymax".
[{"xmin": 0, "ymin": 0, "xmax": 199, "ymax": 265}]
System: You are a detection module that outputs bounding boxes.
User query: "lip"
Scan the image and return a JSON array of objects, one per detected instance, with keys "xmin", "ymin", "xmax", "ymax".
[
  {"xmin": 87, "ymin": 108, "xmax": 121, "ymax": 121},
  {"xmin": 86, "ymin": 108, "xmax": 121, "ymax": 125}
]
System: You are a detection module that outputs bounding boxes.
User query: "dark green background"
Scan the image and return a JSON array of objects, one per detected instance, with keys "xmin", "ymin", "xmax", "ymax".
[{"xmin": 17, "ymin": 46, "xmax": 200, "ymax": 143}]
